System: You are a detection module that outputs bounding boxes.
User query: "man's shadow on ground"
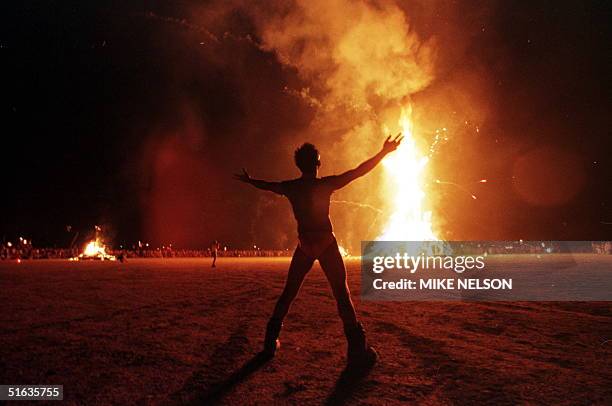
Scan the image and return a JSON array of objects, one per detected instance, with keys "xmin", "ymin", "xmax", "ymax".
[
  {"xmin": 325, "ymin": 363, "xmax": 376, "ymax": 405},
  {"xmin": 189, "ymin": 352, "xmax": 271, "ymax": 405},
  {"xmin": 183, "ymin": 352, "xmax": 374, "ymax": 405}
]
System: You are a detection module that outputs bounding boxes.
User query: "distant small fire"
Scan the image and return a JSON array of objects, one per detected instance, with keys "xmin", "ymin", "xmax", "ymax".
[{"xmin": 71, "ymin": 239, "xmax": 116, "ymax": 261}]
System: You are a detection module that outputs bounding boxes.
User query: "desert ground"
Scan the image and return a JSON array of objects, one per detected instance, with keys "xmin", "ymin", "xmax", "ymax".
[{"xmin": 1, "ymin": 257, "xmax": 611, "ymax": 405}]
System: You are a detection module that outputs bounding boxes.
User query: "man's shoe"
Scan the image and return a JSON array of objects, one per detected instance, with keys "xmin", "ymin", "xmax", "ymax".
[
  {"xmin": 344, "ymin": 322, "xmax": 378, "ymax": 369},
  {"xmin": 261, "ymin": 318, "xmax": 283, "ymax": 358}
]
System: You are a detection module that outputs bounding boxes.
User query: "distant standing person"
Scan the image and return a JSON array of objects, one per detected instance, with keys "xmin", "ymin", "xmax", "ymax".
[
  {"xmin": 211, "ymin": 240, "xmax": 221, "ymax": 268},
  {"xmin": 234, "ymin": 134, "xmax": 403, "ymax": 369}
]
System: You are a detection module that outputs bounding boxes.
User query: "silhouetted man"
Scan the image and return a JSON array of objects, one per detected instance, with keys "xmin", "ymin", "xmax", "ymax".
[
  {"xmin": 211, "ymin": 240, "xmax": 221, "ymax": 268},
  {"xmin": 234, "ymin": 134, "xmax": 403, "ymax": 368}
]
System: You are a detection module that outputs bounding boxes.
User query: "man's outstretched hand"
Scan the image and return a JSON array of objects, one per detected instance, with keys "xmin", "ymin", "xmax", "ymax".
[
  {"xmin": 233, "ymin": 168, "xmax": 252, "ymax": 183},
  {"xmin": 382, "ymin": 133, "xmax": 404, "ymax": 154},
  {"xmin": 233, "ymin": 169, "xmax": 284, "ymax": 194}
]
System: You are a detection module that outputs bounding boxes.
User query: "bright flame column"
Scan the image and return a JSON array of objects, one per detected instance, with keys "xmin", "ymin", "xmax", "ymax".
[{"xmin": 378, "ymin": 105, "xmax": 437, "ymax": 241}]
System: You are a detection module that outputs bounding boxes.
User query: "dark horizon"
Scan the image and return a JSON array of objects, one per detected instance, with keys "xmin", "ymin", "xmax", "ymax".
[{"xmin": 1, "ymin": 1, "xmax": 611, "ymax": 249}]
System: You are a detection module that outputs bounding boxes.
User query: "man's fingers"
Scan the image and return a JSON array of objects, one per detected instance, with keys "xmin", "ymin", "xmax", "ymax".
[
  {"xmin": 385, "ymin": 135, "xmax": 392, "ymax": 142},
  {"xmin": 388, "ymin": 133, "xmax": 399, "ymax": 142}
]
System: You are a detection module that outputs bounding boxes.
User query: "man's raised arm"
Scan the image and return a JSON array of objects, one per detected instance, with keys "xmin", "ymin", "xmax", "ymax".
[
  {"xmin": 328, "ymin": 134, "xmax": 403, "ymax": 190},
  {"xmin": 233, "ymin": 168, "xmax": 285, "ymax": 195}
]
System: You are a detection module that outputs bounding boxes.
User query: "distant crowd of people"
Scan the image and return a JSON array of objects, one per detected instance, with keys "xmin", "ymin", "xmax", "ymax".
[
  {"xmin": 116, "ymin": 247, "xmax": 291, "ymax": 258},
  {"xmin": 0, "ymin": 246, "xmax": 76, "ymax": 260},
  {"xmin": 1, "ymin": 241, "xmax": 611, "ymax": 260},
  {"xmin": 0, "ymin": 243, "xmax": 291, "ymax": 260},
  {"xmin": 479, "ymin": 241, "xmax": 612, "ymax": 255}
]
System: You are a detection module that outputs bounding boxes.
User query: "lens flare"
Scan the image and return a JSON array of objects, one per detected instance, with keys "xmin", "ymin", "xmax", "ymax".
[{"xmin": 378, "ymin": 105, "xmax": 437, "ymax": 241}]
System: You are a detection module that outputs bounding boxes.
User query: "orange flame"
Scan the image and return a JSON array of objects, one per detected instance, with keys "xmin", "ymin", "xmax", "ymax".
[
  {"xmin": 73, "ymin": 239, "xmax": 116, "ymax": 261},
  {"xmin": 83, "ymin": 240, "xmax": 107, "ymax": 257},
  {"xmin": 378, "ymin": 105, "xmax": 437, "ymax": 241}
]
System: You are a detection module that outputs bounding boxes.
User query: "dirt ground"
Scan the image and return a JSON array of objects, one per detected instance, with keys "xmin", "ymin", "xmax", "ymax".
[{"xmin": 1, "ymin": 258, "xmax": 610, "ymax": 405}]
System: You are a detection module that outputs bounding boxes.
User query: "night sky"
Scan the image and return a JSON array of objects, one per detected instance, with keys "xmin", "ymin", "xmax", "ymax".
[{"xmin": 1, "ymin": 1, "xmax": 610, "ymax": 249}]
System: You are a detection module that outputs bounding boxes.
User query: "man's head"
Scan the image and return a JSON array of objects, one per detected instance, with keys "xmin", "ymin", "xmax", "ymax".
[{"xmin": 294, "ymin": 143, "xmax": 320, "ymax": 175}]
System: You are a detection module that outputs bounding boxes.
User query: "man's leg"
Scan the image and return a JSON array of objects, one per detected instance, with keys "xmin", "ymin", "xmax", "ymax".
[
  {"xmin": 318, "ymin": 240, "xmax": 358, "ymax": 327},
  {"xmin": 319, "ymin": 240, "xmax": 377, "ymax": 368},
  {"xmin": 270, "ymin": 247, "xmax": 314, "ymax": 320},
  {"xmin": 263, "ymin": 247, "xmax": 314, "ymax": 356}
]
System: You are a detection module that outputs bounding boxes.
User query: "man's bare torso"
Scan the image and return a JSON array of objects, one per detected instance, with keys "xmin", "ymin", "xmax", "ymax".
[{"xmin": 281, "ymin": 177, "xmax": 340, "ymax": 234}]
